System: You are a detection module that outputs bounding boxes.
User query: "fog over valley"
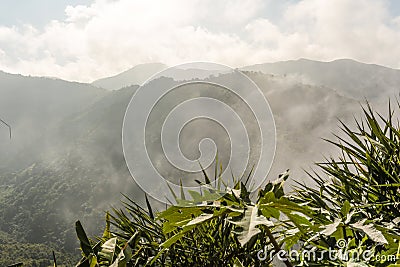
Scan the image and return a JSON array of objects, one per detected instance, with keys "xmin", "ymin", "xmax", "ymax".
[{"xmin": 0, "ymin": 58, "xmax": 399, "ymax": 260}]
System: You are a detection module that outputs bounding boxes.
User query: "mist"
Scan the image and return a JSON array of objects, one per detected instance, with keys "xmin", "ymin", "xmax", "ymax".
[{"xmin": 0, "ymin": 58, "xmax": 399, "ymax": 257}]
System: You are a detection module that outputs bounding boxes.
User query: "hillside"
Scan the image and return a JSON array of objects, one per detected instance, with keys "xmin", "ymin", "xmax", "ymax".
[
  {"xmin": 242, "ymin": 58, "xmax": 400, "ymax": 101},
  {"xmin": 0, "ymin": 71, "xmax": 107, "ymax": 171},
  {"xmin": 0, "ymin": 230, "xmax": 77, "ymax": 267},
  {"xmin": 0, "ymin": 86, "xmax": 140, "ymax": 253}
]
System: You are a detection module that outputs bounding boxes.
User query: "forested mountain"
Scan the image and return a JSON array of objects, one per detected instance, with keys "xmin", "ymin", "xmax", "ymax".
[
  {"xmin": 0, "ymin": 71, "xmax": 107, "ymax": 171},
  {"xmin": 0, "ymin": 80, "xmax": 138, "ymax": 264}
]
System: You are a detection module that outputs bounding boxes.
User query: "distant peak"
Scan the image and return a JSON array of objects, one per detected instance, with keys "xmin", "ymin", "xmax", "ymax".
[{"xmin": 92, "ymin": 62, "xmax": 168, "ymax": 90}]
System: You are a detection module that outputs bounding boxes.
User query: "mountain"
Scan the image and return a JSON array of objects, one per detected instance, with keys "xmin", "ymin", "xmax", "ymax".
[
  {"xmin": 0, "ymin": 85, "xmax": 140, "ymax": 253},
  {"xmin": 0, "ymin": 71, "xmax": 107, "ymax": 171},
  {"xmin": 244, "ymin": 71, "xmax": 359, "ymax": 184},
  {"xmin": 240, "ymin": 59, "xmax": 399, "ymax": 183},
  {"xmin": 242, "ymin": 58, "xmax": 400, "ymax": 102},
  {"xmin": 91, "ymin": 63, "xmax": 229, "ymax": 90},
  {"xmin": 92, "ymin": 63, "xmax": 167, "ymax": 90}
]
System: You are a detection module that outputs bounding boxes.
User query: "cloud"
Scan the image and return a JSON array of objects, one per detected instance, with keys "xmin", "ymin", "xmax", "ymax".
[{"xmin": 0, "ymin": 0, "xmax": 400, "ymax": 82}]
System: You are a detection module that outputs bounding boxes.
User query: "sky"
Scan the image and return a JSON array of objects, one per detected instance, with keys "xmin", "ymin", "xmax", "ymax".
[{"xmin": 2, "ymin": 0, "xmax": 400, "ymax": 82}]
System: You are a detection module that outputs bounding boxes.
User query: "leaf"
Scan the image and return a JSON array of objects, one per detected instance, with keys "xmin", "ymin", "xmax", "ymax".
[
  {"xmin": 102, "ymin": 212, "xmax": 112, "ymax": 239},
  {"xmin": 98, "ymin": 237, "xmax": 117, "ymax": 262},
  {"xmin": 75, "ymin": 221, "xmax": 93, "ymax": 257},
  {"xmin": 261, "ymin": 206, "xmax": 280, "ymax": 220},
  {"xmin": 161, "ymin": 226, "xmax": 195, "ymax": 248},
  {"xmin": 341, "ymin": 200, "xmax": 351, "ymax": 217},
  {"xmin": 275, "ymin": 169, "xmax": 290, "ymax": 183},
  {"xmin": 344, "ymin": 211, "xmax": 356, "ymax": 225},
  {"xmin": 188, "ymin": 190, "xmax": 203, "ymax": 202},
  {"xmin": 109, "ymin": 250, "xmax": 126, "ymax": 267},
  {"xmin": 89, "ymin": 255, "xmax": 98, "ymax": 267},
  {"xmin": 229, "ymin": 205, "xmax": 273, "ymax": 246},
  {"xmin": 145, "ymin": 194, "xmax": 154, "ymax": 220},
  {"xmin": 158, "ymin": 206, "xmax": 203, "ymax": 234},
  {"xmin": 282, "ymin": 228, "xmax": 302, "ymax": 250},
  {"xmin": 286, "ymin": 212, "xmax": 311, "ymax": 227},
  {"xmin": 351, "ymin": 219, "xmax": 388, "ymax": 244},
  {"xmin": 227, "ymin": 187, "xmax": 241, "ymax": 199},
  {"xmin": 161, "ymin": 209, "xmax": 220, "ymax": 248},
  {"xmin": 260, "ymin": 193, "xmax": 311, "ymax": 216},
  {"xmin": 180, "ymin": 179, "xmax": 186, "ymax": 200},
  {"xmin": 320, "ymin": 219, "xmax": 341, "ymax": 236},
  {"xmin": 186, "ymin": 213, "xmax": 214, "ymax": 226}
]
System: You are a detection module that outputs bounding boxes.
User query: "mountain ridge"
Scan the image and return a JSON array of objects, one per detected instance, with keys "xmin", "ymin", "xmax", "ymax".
[
  {"xmin": 92, "ymin": 62, "xmax": 167, "ymax": 90},
  {"xmin": 243, "ymin": 58, "xmax": 400, "ymax": 71}
]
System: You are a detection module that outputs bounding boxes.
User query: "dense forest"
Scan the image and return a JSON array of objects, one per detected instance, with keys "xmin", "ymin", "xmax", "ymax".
[{"xmin": 0, "ymin": 230, "xmax": 76, "ymax": 266}]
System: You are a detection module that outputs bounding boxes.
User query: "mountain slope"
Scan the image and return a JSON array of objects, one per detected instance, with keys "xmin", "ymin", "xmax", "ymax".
[
  {"xmin": 0, "ymin": 230, "xmax": 77, "ymax": 266},
  {"xmin": 0, "ymin": 86, "xmax": 140, "ymax": 252},
  {"xmin": 242, "ymin": 58, "xmax": 400, "ymax": 101},
  {"xmin": 0, "ymin": 71, "xmax": 107, "ymax": 171},
  {"xmin": 244, "ymin": 71, "xmax": 359, "ymax": 184}
]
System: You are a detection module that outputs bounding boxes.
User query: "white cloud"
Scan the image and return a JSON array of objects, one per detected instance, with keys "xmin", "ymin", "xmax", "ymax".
[{"xmin": 0, "ymin": 0, "xmax": 400, "ymax": 82}]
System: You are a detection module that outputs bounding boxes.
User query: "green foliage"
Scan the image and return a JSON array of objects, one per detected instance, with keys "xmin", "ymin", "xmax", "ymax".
[
  {"xmin": 73, "ymin": 172, "xmax": 305, "ymax": 267},
  {"xmin": 292, "ymin": 101, "xmax": 400, "ymax": 266},
  {"xmin": 0, "ymin": 230, "xmax": 74, "ymax": 267},
  {"xmin": 74, "ymin": 197, "xmax": 164, "ymax": 267}
]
